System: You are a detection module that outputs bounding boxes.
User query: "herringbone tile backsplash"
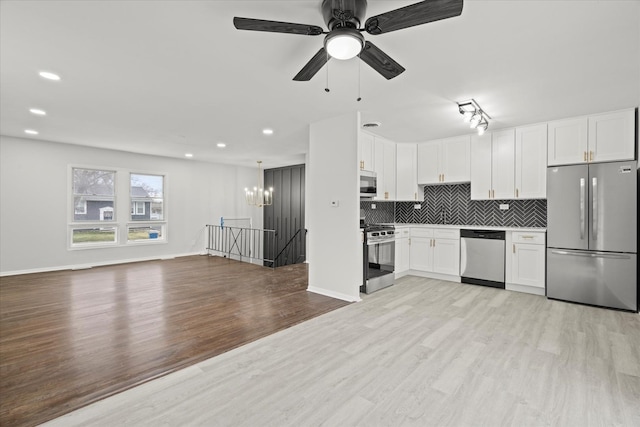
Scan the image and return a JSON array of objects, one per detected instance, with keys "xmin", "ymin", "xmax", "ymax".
[{"xmin": 361, "ymin": 183, "xmax": 546, "ymax": 227}]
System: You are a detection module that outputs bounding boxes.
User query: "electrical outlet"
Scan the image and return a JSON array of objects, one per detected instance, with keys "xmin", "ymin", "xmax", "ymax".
[
  {"xmin": 499, "ymin": 204, "xmax": 509, "ymax": 210},
  {"xmin": 371, "ymin": 203, "xmax": 376, "ymax": 209},
  {"xmin": 414, "ymin": 204, "xmax": 421, "ymax": 209}
]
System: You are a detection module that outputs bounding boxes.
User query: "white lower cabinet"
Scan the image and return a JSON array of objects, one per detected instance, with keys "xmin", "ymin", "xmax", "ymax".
[
  {"xmin": 408, "ymin": 227, "xmax": 460, "ymax": 279},
  {"xmin": 395, "ymin": 227, "xmax": 410, "ymax": 277},
  {"xmin": 506, "ymin": 231, "xmax": 546, "ymax": 295}
]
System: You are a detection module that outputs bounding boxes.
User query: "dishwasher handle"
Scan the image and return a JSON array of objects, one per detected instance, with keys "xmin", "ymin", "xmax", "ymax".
[{"xmin": 460, "ymin": 229, "xmax": 506, "ymax": 240}]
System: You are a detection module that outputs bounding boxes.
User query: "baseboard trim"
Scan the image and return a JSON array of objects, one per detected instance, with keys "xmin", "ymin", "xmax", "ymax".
[
  {"xmin": 307, "ymin": 286, "xmax": 361, "ymax": 303},
  {"xmin": 0, "ymin": 252, "xmax": 203, "ymax": 277},
  {"xmin": 406, "ymin": 270, "xmax": 461, "ymax": 283}
]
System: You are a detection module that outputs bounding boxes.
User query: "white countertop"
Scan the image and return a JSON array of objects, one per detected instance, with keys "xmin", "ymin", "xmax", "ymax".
[{"xmin": 392, "ymin": 223, "xmax": 546, "ymax": 232}]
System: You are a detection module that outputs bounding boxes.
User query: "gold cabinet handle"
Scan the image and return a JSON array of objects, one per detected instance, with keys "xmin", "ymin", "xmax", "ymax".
[
  {"xmin": 442, "ymin": 173, "xmax": 444, "ymax": 182},
  {"xmin": 583, "ymin": 151, "xmax": 587, "ymax": 162},
  {"xmin": 384, "ymin": 191, "xmax": 388, "ymax": 200},
  {"xmin": 516, "ymin": 188, "xmax": 519, "ymax": 198},
  {"xmin": 492, "ymin": 189, "xmax": 495, "ymax": 199},
  {"xmin": 513, "ymin": 244, "xmax": 516, "ymax": 253},
  {"xmin": 521, "ymin": 235, "xmax": 535, "ymax": 239},
  {"xmin": 488, "ymin": 189, "xmax": 491, "ymax": 198},
  {"xmin": 590, "ymin": 151, "xmax": 594, "ymax": 161}
]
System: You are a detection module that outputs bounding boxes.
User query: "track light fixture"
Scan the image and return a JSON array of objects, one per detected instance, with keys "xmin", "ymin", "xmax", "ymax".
[{"xmin": 457, "ymin": 99, "xmax": 491, "ymax": 135}]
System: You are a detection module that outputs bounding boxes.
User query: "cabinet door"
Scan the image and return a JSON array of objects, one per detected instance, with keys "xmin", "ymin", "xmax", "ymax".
[
  {"xmin": 396, "ymin": 144, "xmax": 423, "ymax": 201},
  {"xmin": 374, "ymin": 138, "xmax": 385, "ymax": 199},
  {"xmin": 470, "ymin": 133, "xmax": 492, "ymax": 200},
  {"xmin": 432, "ymin": 238, "xmax": 460, "ymax": 276},
  {"xmin": 382, "ymin": 140, "xmax": 397, "ymax": 200},
  {"xmin": 442, "ymin": 135, "xmax": 471, "ymax": 183},
  {"xmin": 492, "ymin": 129, "xmax": 516, "ymax": 199},
  {"xmin": 396, "ymin": 237, "xmax": 410, "ymax": 273},
  {"xmin": 515, "ymin": 124, "xmax": 547, "ymax": 199},
  {"xmin": 409, "ymin": 237, "xmax": 433, "ymax": 271},
  {"xmin": 417, "ymin": 141, "xmax": 441, "ymax": 184},
  {"xmin": 359, "ymin": 131, "xmax": 375, "ymax": 171},
  {"xmin": 588, "ymin": 109, "xmax": 635, "ymax": 163},
  {"xmin": 512, "ymin": 243, "xmax": 545, "ymax": 288},
  {"xmin": 547, "ymin": 117, "xmax": 588, "ymax": 166}
]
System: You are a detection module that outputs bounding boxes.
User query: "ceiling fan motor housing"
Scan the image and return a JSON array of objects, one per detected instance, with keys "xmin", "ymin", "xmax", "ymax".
[{"xmin": 322, "ymin": 0, "xmax": 367, "ymax": 30}]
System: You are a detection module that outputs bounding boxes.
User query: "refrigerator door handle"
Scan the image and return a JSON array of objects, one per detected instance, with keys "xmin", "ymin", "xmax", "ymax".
[
  {"xmin": 592, "ymin": 177, "xmax": 598, "ymax": 240},
  {"xmin": 579, "ymin": 178, "xmax": 586, "ymax": 240},
  {"xmin": 551, "ymin": 250, "xmax": 631, "ymax": 260}
]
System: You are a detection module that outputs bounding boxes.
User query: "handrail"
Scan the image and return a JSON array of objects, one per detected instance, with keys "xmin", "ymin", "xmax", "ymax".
[
  {"xmin": 272, "ymin": 228, "xmax": 306, "ymax": 268},
  {"xmin": 206, "ymin": 224, "xmax": 276, "ymax": 268}
]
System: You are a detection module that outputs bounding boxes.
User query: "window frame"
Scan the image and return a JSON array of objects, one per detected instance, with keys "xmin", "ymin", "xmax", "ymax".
[{"xmin": 68, "ymin": 165, "xmax": 168, "ymax": 250}]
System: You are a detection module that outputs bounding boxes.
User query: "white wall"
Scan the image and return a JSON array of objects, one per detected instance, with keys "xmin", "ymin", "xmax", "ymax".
[
  {"xmin": 307, "ymin": 112, "xmax": 361, "ymax": 302},
  {"xmin": 0, "ymin": 136, "xmax": 263, "ymax": 275}
]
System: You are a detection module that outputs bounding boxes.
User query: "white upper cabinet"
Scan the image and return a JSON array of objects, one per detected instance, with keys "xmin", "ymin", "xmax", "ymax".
[
  {"xmin": 396, "ymin": 143, "xmax": 423, "ymax": 201},
  {"xmin": 471, "ymin": 130, "xmax": 515, "ymax": 200},
  {"xmin": 515, "ymin": 123, "xmax": 547, "ymax": 199},
  {"xmin": 417, "ymin": 136, "xmax": 470, "ymax": 185},
  {"xmin": 470, "ymin": 132, "xmax": 493, "ymax": 200},
  {"xmin": 374, "ymin": 136, "xmax": 396, "ymax": 200},
  {"xmin": 358, "ymin": 131, "xmax": 375, "ymax": 171},
  {"xmin": 417, "ymin": 141, "xmax": 441, "ymax": 184},
  {"xmin": 491, "ymin": 129, "xmax": 516, "ymax": 200},
  {"xmin": 547, "ymin": 117, "xmax": 587, "ymax": 166},
  {"xmin": 548, "ymin": 109, "xmax": 635, "ymax": 166},
  {"xmin": 588, "ymin": 109, "xmax": 635, "ymax": 163}
]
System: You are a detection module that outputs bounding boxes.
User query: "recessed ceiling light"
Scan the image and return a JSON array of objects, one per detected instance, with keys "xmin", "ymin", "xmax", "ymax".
[
  {"xmin": 39, "ymin": 71, "xmax": 61, "ymax": 81},
  {"xmin": 24, "ymin": 129, "xmax": 39, "ymax": 135},
  {"xmin": 185, "ymin": 153, "xmax": 193, "ymax": 158},
  {"xmin": 262, "ymin": 128, "xmax": 274, "ymax": 135},
  {"xmin": 216, "ymin": 143, "xmax": 226, "ymax": 148},
  {"xmin": 29, "ymin": 108, "xmax": 47, "ymax": 116}
]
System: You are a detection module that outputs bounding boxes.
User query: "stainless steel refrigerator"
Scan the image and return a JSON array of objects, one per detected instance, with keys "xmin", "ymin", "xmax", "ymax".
[{"xmin": 547, "ymin": 161, "xmax": 638, "ymax": 312}]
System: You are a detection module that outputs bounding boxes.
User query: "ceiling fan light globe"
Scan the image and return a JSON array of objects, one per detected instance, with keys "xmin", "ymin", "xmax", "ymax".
[{"xmin": 324, "ymin": 28, "xmax": 364, "ymax": 60}]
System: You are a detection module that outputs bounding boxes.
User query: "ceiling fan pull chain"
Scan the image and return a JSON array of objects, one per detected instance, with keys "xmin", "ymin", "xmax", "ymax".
[
  {"xmin": 357, "ymin": 54, "xmax": 362, "ymax": 102},
  {"xmin": 325, "ymin": 51, "xmax": 330, "ymax": 93}
]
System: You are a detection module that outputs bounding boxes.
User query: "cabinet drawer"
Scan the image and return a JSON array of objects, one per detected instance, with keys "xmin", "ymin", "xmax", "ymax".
[
  {"xmin": 410, "ymin": 228, "xmax": 434, "ymax": 238},
  {"xmin": 434, "ymin": 228, "xmax": 460, "ymax": 239},
  {"xmin": 396, "ymin": 228, "xmax": 410, "ymax": 238},
  {"xmin": 512, "ymin": 231, "xmax": 545, "ymax": 245}
]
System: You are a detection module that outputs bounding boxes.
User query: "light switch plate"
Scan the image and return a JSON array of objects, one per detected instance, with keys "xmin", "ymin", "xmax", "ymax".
[{"xmin": 499, "ymin": 204, "xmax": 509, "ymax": 210}]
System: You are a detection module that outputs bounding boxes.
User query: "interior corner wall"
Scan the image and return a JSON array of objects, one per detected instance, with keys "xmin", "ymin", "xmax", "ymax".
[
  {"xmin": 307, "ymin": 112, "xmax": 361, "ymax": 302},
  {"xmin": 0, "ymin": 135, "xmax": 262, "ymax": 275}
]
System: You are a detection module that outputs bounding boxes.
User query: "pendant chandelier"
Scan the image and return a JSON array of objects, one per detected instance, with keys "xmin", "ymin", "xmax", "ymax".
[{"xmin": 245, "ymin": 161, "xmax": 273, "ymax": 207}]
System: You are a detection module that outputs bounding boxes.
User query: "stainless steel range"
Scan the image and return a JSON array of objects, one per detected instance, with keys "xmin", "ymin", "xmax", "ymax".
[{"xmin": 361, "ymin": 224, "xmax": 395, "ymax": 294}]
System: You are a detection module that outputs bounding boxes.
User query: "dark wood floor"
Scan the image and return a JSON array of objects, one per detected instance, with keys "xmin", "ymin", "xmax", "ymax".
[{"xmin": 0, "ymin": 256, "xmax": 350, "ymax": 427}]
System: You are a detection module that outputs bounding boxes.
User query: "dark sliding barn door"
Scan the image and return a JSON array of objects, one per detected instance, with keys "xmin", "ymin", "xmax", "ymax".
[{"xmin": 263, "ymin": 164, "xmax": 305, "ymax": 267}]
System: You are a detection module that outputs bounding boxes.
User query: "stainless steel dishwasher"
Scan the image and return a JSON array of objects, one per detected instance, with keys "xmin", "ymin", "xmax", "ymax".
[{"xmin": 460, "ymin": 229, "xmax": 505, "ymax": 288}]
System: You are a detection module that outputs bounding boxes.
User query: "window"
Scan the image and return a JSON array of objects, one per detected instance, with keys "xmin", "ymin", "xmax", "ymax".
[
  {"xmin": 131, "ymin": 202, "xmax": 145, "ymax": 216},
  {"xmin": 130, "ymin": 174, "xmax": 163, "ymax": 221},
  {"xmin": 72, "ymin": 168, "xmax": 115, "ymax": 222},
  {"xmin": 69, "ymin": 167, "xmax": 167, "ymax": 248},
  {"xmin": 128, "ymin": 173, "xmax": 165, "ymax": 243}
]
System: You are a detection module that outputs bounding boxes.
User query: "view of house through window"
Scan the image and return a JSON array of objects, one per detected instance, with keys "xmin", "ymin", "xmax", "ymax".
[
  {"xmin": 71, "ymin": 168, "xmax": 117, "ymax": 245},
  {"xmin": 129, "ymin": 173, "xmax": 165, "ymax": 242},
  {"xmin": 69, "ymin": 168, "xmax": 167, "ymax": 247}
]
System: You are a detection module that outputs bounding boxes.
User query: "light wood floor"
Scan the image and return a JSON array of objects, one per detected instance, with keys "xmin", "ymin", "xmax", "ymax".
[
  {"xmin": 41, "ymin": 275, "xmax": 640, "ymax": 426},
  {"xmin": 0, "ymin": 256, "xmax": 349, "ymax": 427}
]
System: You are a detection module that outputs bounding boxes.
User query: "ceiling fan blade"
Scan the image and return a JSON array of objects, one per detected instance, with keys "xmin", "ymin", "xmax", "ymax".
[
  {"xmin": 293, "ymin": 48, "xmax": 330, "ymax": 81},
  {"xmin": 364, "ymin": 0, "xmax": 463, "ymax": 35},
  {"xmin": 233, "ymin": 17, "xmax": 324, "ymax": 36},
  {"xmin": 359, "ymin": 41, "xmax": 405, "ymax": 80}
]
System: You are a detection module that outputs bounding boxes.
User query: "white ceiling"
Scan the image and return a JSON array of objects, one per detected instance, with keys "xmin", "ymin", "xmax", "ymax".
[{"xmin": 1, "ymin": 1, "xmax": 639, "ymax": 168}]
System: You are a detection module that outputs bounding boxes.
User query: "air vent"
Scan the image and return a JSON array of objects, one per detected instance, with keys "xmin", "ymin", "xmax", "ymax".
[{"xmin": 362, "ymin": 122, "xmax": 381, "ymax": 128}]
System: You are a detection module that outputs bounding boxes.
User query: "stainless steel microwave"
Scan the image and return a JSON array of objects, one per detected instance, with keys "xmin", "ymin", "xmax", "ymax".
[{"xmin": 360, "ymin": 170, "xmax": 377, "ymax": 198}]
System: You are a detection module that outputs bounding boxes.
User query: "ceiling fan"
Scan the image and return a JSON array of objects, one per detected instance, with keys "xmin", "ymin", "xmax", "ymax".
[{"xmin": 233, "ymin": 0, "xmax": 463, "ymax": 81}]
